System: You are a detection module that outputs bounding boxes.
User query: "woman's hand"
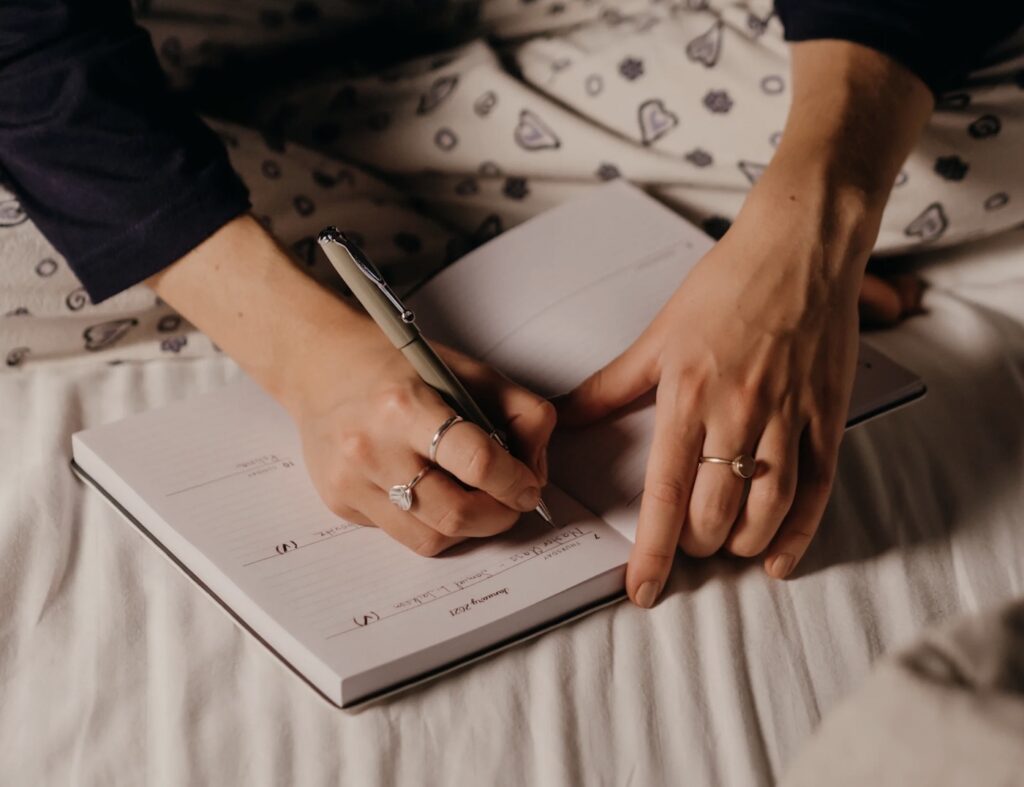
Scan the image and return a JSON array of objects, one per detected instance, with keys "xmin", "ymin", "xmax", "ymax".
[
  {"xmin": 147, "ymin": 215, "xmax": 553, "ymax": 557},
  {"xmin": 559, "ymin": 40, "xmax": 934, "ymax": 607},
  {"xmin": 283, "ymin": 320, "xmax": 554, "ymax": 556},
  {"xmin": 560, "ymin": 181, "xmax": 865, "ymax": 603}
]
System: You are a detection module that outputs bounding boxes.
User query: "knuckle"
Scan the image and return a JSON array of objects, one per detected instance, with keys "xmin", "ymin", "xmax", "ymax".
[
  {"xmin": 727, "ymin": 535, "xmax": 766, "ymax": 558},
  {"xmin": 434, "ymin": 505, "xmax": 470, "ymax": 537},
  {"xmin": 464, "ymin": 440, "xmax": 498, "ymax": 487},
  {"xmin": 726, "ymin": 383, "xmax": 764, "ymax": 423},
  {"xmin": 668, "ymin": 376, "xmax": 703, "ymax": 412},
  {"xmin": 646, "ymin": 477, "xmax": 687, "ymax": 508},
  {"xmin": 498, "ymin": 464, "xmax": 527, "ymax": 499},
  {"xmin": 326, "ymin": 498, "xmax": 358, "ymax": 521},
  {"xmin": 375, "ymin": 383, "xmax": 418, "ymax": 418},
  {"xmin": 790, "ymin": 524, "xmax": 818, "ymax": 542},
  {"xmin": 535, "ymin": 398, "xmax": 557, "ymax": 431},
  {"xmin": 337, "ymin": 431, "xmax": 373, "ymax": 464},
  {"xmin": 756, "ymin": 477, "xmax": 794, "ymax": 520},
  {"xmin": 413, "ymin": 532, "xmax": 451, "ymax": 558},
  {"xmin": 586, "ymin": 367, "xmax": 609, "ymax": 400},
  {"xmin": 698, "ymin": 494, "xmax": 735, "ymax": 529},
  {"xmin": 325, "ymin": 467, "xmax": 358, "ymax": 501},
  {"xmin": 781, "ymin": 518, "xmax": 819, "ymax": 548},
  {"xmin": 638, "ymin": 544, "xmax": 677, "ymax": 562},
  {"xmin": 678, "ymin": 526, "xmax": 719, "ymax": 557}
]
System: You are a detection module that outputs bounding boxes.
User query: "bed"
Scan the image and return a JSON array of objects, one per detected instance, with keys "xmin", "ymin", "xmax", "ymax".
[{"xmin": 2, "ymin": 222, "xmax": 1022, "ymax": 785}]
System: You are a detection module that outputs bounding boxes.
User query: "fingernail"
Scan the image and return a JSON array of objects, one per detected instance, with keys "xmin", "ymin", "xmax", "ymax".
[
  {"xmin": 770, "ymin": 553, "xmax": 795, "ymax": 579},
  {"xmin": 516, "ymin": 486, "xmax": 541, "ymax": 511},
  {"xmin": 635, "ymin": 580, "xmax": 661, "ymax": 609}
]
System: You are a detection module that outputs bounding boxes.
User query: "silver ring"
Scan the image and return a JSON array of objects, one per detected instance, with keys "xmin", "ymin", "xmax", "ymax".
[
  {"xmin": 388, "ymin": 466, "xmax": 431, "ymax": 511},
  {"xmin": 429, "ymin": 415, "xmax": 465, "ymax": 463},
  {"xmin": 698, "ymin": 454, "xmax": 756, "ymax": 480}
]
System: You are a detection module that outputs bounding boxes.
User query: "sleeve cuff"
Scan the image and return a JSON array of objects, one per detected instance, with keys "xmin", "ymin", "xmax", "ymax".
[
  {"xmin": 69, "ymin": 161, "xmax": 250, "ymax": 303},
  {"xmin": 774, "ymin": 2, "xmax": 949, "ymax": 95}
]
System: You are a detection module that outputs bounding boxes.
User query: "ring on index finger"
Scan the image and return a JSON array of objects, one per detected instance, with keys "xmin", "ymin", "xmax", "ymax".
[{"xmin": 429, "ymin": 415, "xmax": 465, "ymax": 463}]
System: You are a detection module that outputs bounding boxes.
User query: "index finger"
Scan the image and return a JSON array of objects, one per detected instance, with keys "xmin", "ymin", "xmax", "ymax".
[
  {"xmin": 628, "ymin": 390, "xmax": 704, "ymax": 608},
  {"xmin": 430, "ymin": 419, "xmax": 543, "ymax": 514},
  {"xmin": 440, "ymin": 351, "xmax": 556, "ymax": 484},
  {"xmin": 497, "ymin": 388, "xmax": 556, "ymax": 485}
]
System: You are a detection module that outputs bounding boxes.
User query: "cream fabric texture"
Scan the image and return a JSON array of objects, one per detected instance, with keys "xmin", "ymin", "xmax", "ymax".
[
  {"xmin": 1, "ymin": 230, "xmax": 1022, "ymax": 785},
  {"xmin": 783, "ymin": 600, "xmax": 1024, "ymax": 787},
  {"xmin": 2, "ymin": 3, "xmax": 1024, "ymax": 784}
]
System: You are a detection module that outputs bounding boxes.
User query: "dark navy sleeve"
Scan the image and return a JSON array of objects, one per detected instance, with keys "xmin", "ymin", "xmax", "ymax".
[
  {"xmin": 0, "ymin": 0, "xmax": 250, "ymax": 303},
  {"xmin": 774, "ymin": 0, "xmax": 1024, "ymax": 95}
]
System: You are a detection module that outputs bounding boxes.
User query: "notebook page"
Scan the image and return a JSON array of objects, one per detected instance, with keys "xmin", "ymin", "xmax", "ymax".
[
  {"xmin": 73, "ymin": 380, "xmax": 631, "ymax": 703},
  {"xmin": 409, "ymin": 181, "xmax": 923, "ymax": 542},
  {"xmin": 410, "ymin": 180, "xmax": 706, "ymax": 399},
  {"xmin": 410, "ymin": 181, "xmax": 706, "ymax": 540}
]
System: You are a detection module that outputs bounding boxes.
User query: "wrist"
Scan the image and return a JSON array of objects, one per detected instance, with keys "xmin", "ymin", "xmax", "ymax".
[
  {"xmin": 729, "ymin": 39, "xmax": 933, "ymax": 286},
  {"xmin": 737, "ymin": 156, "xmax": 883, "ymax": 285},
  {"xmin": 148, "ymin": 214, "xmax": 374, "ymax": 416},
  {"xmin": 272, "ymin": 310, "xmax": 386, "ymax": 421}
]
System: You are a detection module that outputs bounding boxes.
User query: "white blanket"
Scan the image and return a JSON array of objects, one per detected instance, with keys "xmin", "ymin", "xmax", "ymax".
[{"xmin": 2, "ymin": 228, "xmax": 1022, "ymax": 786}]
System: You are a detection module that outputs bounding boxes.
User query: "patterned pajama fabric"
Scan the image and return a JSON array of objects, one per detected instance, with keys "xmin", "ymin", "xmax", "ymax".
[{"xmin": 1, "ymin": 0, "xmax": 1022, "ymax": 367}]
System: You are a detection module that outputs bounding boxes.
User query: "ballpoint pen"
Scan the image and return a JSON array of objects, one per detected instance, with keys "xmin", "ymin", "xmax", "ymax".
[{"xmin": 316, "ymin": 227, "xmax": 555, "ymax": 526}]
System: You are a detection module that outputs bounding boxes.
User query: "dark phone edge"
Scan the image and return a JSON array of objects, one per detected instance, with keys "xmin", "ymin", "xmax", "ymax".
[{"xmin": 846, "ymin": 381, "xmax": 927, "ymax": 429}]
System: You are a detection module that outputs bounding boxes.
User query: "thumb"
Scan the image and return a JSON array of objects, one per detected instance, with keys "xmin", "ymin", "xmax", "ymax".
[{"xmin": 556, "ymin": 331, "xmax": 660, "ymax": 428}]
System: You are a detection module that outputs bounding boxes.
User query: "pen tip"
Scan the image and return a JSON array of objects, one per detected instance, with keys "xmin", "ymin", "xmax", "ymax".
[{"xmin": 535, "ymin": 499, "xmax": 555, "ymax": 527}]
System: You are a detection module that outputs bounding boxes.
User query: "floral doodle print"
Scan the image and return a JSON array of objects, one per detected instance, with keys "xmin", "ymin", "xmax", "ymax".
[{"xmin": 2, "ymin": 1, "xmax": 1022, "ymax": 368}]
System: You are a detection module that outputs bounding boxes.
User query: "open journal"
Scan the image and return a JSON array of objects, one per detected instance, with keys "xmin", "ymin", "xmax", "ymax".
[{"xmin": 71, "ymin": 181, "xmax": 925, "ymax": 708}]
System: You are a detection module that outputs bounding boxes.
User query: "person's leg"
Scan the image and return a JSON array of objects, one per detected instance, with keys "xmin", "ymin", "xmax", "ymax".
[
  {"xmin": 512, "ymin": 3, "xmax": 1024, "ymax": 253},
  {"xmin": 268, "ymin": 2, "xmax": 1023, "ymax": 254}
]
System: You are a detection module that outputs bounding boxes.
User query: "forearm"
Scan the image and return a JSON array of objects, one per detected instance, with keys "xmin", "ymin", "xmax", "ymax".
[
  {"xmin": 739, "ymin": 40, "xmax": 933, "ymax": 277},
  {"xmin": 146, "ymin": 214, "xmax": 373, "ymax": 413}
]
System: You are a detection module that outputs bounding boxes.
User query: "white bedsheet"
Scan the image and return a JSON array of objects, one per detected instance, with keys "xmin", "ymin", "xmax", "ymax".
[{"xmin": 2, "ymin": 230, "xmax": 1023, "ymax": 786}]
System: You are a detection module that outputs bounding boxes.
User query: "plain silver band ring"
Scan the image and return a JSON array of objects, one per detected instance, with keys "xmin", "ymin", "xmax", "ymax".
[
  {"xmin": 429, "ymin": 415, "xmax": 465, "ymax": 463},
  {"xmin": 699, "ymin": 454, "xmax": 756, "ymax": 480},
  {"xmin": 388, "ymin": 465, "xmax": 431, "ymax": 511}
]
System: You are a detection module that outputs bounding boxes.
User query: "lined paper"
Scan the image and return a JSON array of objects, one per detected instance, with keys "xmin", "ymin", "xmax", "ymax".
[
  {"xmin": 74, "ymin": 380, "xmax": 631, "ymax": 696},
  {"xmin": 73, "ymin": 181, "xmax": 920, "ymax": 703}
]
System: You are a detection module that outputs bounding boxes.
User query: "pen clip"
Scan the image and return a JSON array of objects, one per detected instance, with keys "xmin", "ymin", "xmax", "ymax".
[{"xmin": 317, "ymin": 227, "xmax": 416, "ymax": 324}]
